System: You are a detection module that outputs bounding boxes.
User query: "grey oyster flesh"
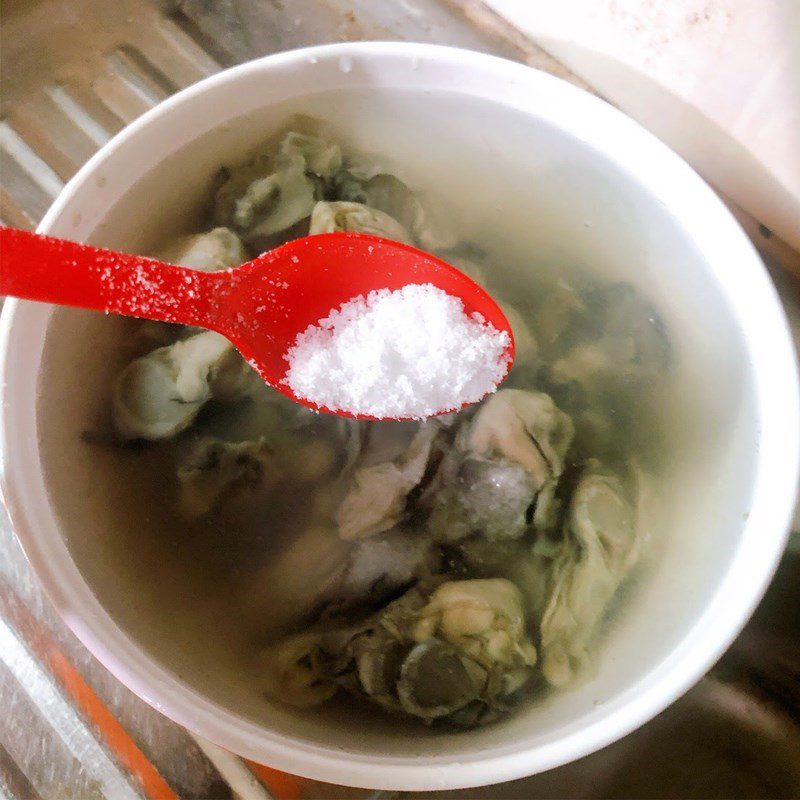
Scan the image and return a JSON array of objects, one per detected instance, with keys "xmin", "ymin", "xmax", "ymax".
[
  {"xmin": 106, "ymin": 119, "xmax": 657, "ymax": 730},
  {"xmin": 261, "ymin": 578, "xmax": 538, "ymax": 726}
]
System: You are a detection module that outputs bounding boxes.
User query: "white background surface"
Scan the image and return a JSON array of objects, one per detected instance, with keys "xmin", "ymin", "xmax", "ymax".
[{"xmin": 484, "ymin": 0, "xmax": 800, "ymax": 251}]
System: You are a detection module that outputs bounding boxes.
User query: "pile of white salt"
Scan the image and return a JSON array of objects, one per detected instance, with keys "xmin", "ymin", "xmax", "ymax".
[{"xmin": 283, "ymin": 283, "xmax": 511, "ymax": 418}]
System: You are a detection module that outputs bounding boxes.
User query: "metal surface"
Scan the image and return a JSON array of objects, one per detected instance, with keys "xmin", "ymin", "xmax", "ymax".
[{"xmin": 1, "ymin": 2, "xmax": 799, "ymax": 798}]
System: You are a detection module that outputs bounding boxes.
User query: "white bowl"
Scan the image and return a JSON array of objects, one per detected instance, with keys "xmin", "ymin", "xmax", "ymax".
[{"xmin": 1, "ymin": 43, "xmax": 797, "ymax": 791}]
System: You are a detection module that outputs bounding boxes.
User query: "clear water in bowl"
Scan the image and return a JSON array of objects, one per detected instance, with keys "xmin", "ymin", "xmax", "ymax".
[{"xmin": 37, "ymin": 87, "xmax": 757, "ymax": 751}]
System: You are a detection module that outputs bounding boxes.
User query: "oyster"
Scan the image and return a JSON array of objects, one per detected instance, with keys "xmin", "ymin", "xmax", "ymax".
[
  {"xmin": 539, "ymin": 461, "xmax": 640, "ymax": 687},
  {"xmin": 156, "ymin": 227, "xmax": 247, "ymax": 272},
  {"xmin": 262, "ymin": 578, "xmax": 536, "ymax": 725},
  {"xmin": 412, "ymin": 578, "xmax": 537, "ymax": 673},
  {"xmin": 102, "ymin": 118, "xmax": 665, "ymax": 732},
  {"xmin": 331, "ymin": 170, "xmax": 455, "ymax": 250},
  {"xmin": 428, "ymin": 389, "xmax": 574, "ymax": 541},
  {"xmin": 278, "ymin": 131, "xmax": 342, "ymax": 178},
  {"xmin": 545, "ymin": 283, "xmax": 669, "ymax": 403},
  {"xmin": 309, "ymin": 200, "xmax": 412, "ymax": 243},
  {"xmin": 465, "ymin": 389, "xmax": 574, "ymax": 488},
  {"xmin": 176, "ymin": 436, "xmax": 279, "ymax": 518},
  {"xmin": 338, "ymin": 527, "xmax": 440, "ymax": 602},
  {"xmin": 261, "ymin": 632, "xmax": 337, "ymax": 708},
  {"xmin": 336, "ymin": 422, "xmax": 444, "ymax": 541},
  {"xmin": 213, "ymin": 131, "xmax": 341, "ymax": 242},
  {"xmin": 112, "ymin": 331, "xmax": 254, "ymax": 441}
]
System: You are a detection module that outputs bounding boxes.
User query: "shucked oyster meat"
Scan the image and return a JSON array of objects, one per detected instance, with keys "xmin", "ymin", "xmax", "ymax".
[
  {"xmin": 427, "ymin": 389, "xmax": 575, "ymax": 542},
  {"xmin": 261, "ymin": 577, "xmax": 537, "ymax": 725},
  {"xmin": 335, "ymin": 422, "xmax": 444, "ymax": 541},
  {"xmin": 112, "ymin": 331, "xmax": 256, "ymax": 441},
  {"xmin": 538, "ymin": 461, "xmax": 640, "ymax": 687},
  {"xmin": 102, "ymin": 117, "xmax": 661, "ymax": 730}
]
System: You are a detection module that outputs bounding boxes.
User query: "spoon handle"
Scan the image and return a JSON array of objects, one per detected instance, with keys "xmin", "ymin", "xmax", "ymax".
[{"xmin": 0, "ymin": 227, "xmax": 216, "ymax": 327}]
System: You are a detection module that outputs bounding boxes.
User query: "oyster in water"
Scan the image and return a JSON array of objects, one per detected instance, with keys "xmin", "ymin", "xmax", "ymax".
[{"xmin": 101, "ymin": 118, "xmax": 662, "ymax": 730}]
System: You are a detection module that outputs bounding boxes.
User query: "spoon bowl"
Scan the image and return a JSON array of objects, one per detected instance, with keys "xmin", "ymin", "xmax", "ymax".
[
  {"xmin": 0, "ymin": 227, "xmax": 514, "ymax": 419},
  {"xmin": 211, "ymin": 233, "xmax": 515, "ymax": 417}
]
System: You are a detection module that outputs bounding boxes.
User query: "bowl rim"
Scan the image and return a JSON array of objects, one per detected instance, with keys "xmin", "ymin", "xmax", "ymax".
[{"xmin": 1, "ymin": 40, "xmax": 798, "ymax": 790}]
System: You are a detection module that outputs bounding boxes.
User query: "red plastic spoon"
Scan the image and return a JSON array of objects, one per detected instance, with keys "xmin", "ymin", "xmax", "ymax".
[{"xmin": 0, "ymin": 227, "xmax": 514, "ymax": 419}]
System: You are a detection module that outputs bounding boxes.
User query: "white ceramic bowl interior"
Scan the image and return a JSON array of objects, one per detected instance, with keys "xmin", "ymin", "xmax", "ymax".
[{"xmin": 1, "ymin": 43, "xmax": 798, "ymax": 791}]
